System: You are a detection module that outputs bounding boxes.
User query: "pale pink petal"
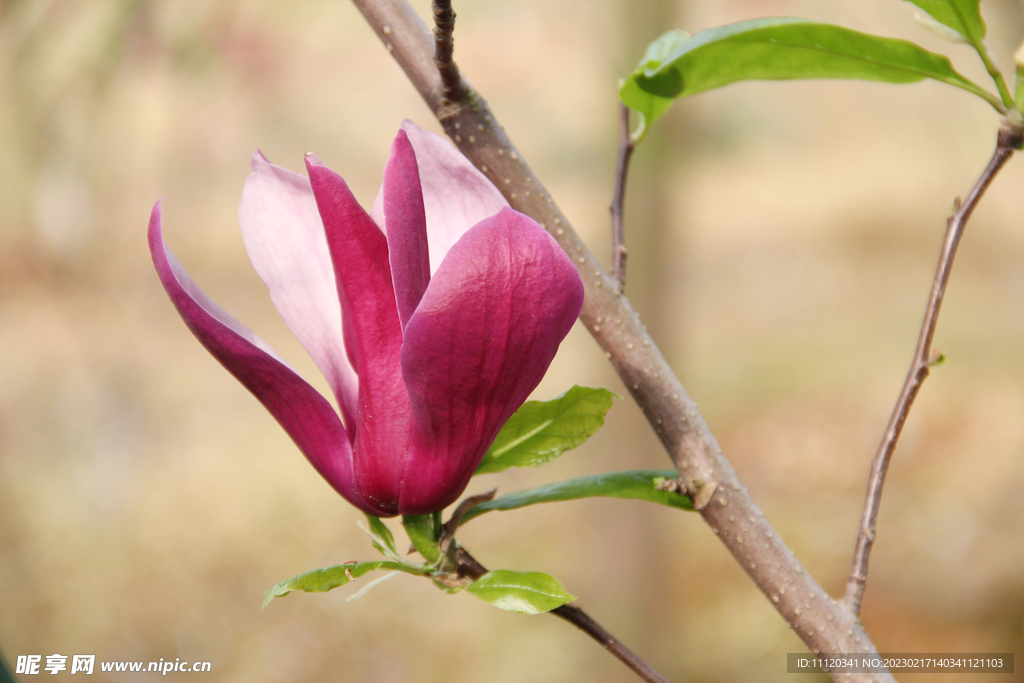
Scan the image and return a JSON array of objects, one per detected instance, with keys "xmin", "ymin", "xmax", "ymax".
[
  {"xmin": 382, "ymin": 130, "xmax": 430, "ymax": 331},
  {"xmin": 400, "ymin": 120, "xmax": 508, "ymax": 274},
  {"xmin": 238, "ymin": 151, "xmax": 358, "ymax": 437},
  {"xmin": 398, "ymin": 207, "xmax": 584, "ymax": 514},
  {"xmin": 148, "ymin": 201, "xmax": 385, "ymax": 515},
  {"xmin": 305, "ymin": 155, "xmax": 412, "ymax": 516}
]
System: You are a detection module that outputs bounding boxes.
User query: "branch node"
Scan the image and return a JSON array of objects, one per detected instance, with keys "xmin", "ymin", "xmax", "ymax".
[
  {"xmin": 689, "ymin": 479, "xmax": 718, "ymax": 511},
  {"xmin": 998, "ymin": 123, "xmax": 1024, "ymax": 150}
]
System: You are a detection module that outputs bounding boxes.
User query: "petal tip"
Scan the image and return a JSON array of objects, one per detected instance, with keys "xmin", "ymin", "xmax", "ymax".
[
  {"xmin": 148, "ymin": 199, "xmax": 164, "ymax": 240},
  {"xmin": 250, "ymin": 150, "xmax": 269, "ymax": 169},
  {"xmin": 304, "ymin": 152, "xmax": 325, "ymax": 170}
]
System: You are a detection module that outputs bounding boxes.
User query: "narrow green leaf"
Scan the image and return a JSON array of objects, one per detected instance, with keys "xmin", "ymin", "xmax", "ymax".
[
  {"xmin": 466, "ymin": 570, "xmax": 576, "ymax": 614},
  {"xmin": 366, "ymin": 515, "xmax": 397, "ymax": 555},
  {"xmin": 475, "ymin": 386, "xmax": 617, "ymax": 475},
  {"xmin": 904, "ymin": 0, "xmax": 984, "ymax": 41},
  {"xmin": 262, "ymin": 561, "xmax": 425, "ymax": 610},
  {"xmin": 620, "ymin": 17, "xmax": 1002, "ymax": 136},
  {"xmin": 1017, "ymin": 66, "xmax": 1024, "ymax": 113},
  {"xmin": 357, "ymin": 518, "xmax": 408, "ymax": 565},
  {"xmin": 460, "ymin": 470, "xmax": 693, "ymax": 525}
]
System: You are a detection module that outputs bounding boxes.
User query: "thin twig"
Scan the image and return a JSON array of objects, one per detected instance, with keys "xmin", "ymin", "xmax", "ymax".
[
  {"xmin": 439, "ymin": 489, "xmax": 495, "ymax": 550},
  {"xmin": 451, "ymin": 546, "xmax": 670, "ymax": 683},
  {"xmin": 550, "ymin": 604, "xmax": 669, "ymax": 683},
  {"xmin": 611, "ymin": 102, "xmax": 635, "ymax": 290},
  {"xmin": 431, "ymin": 0, "xmax": 462, "ymax": 101},
  {"xmin": 843, "ymin": 125, "xmax": 1022, "ymax": 614},
  {"xmin": 351, "ymin": 1, "xmax": 898, "ymax": 678}
]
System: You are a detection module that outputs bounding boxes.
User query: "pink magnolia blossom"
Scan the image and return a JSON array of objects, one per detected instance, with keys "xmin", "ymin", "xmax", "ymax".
[{"xmin": 148, "ymin": 121, "xmax": 584, "ymax": 516}]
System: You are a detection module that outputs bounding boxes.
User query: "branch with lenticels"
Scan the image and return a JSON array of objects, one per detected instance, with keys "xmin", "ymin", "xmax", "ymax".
[{"xmin": 350, "ymin": 0, "xmax": 897, "ymax": 680}]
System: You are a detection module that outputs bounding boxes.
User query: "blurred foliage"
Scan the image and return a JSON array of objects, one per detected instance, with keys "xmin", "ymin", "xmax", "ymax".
[{"xmin": 2, "ymin": 1, "xmax": 1024, "ymax": 682}]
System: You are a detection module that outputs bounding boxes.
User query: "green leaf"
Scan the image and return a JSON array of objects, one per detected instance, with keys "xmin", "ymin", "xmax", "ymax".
[
  {"xmin": 366, "ymin": 515, "xmax": 397, "ymax": 556},
  {"xmin": 466, "ymin": 570, "xmax": 576, "ymax": 614},
  {"xmin": 262, "ymin": 561, "xmax": 425, "ymax": 610},
  {"xmin": 402, "ymin": 514, "xmax": 442, "ymax": 564},
  {"xmin": 904, "ymin": 0, "xmax": 984, "ymax": 42},
  {"xmin": 358, "ymin": 517, "xmax": 408, "ymax": 565},
  {"xmin": 1017, "ymin": 63, "xmax": 1024, "ymax": 113},
  {"xmin": 460, "ymin": 470, "xmax": 693, "ymax": 525},
  {"xmin": 620, "ymin": 17, "xmax": 1002, "ymax": 137},
  {"xmin": 475, "ymin": 386, "xmax": 617, "ymax": 475},
  {"xmin": 904, "ymin": 0, "xmax": 1014, "ymax": 106}
]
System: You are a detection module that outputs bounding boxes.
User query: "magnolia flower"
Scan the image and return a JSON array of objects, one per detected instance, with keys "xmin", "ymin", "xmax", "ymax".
[{"xmin": 149, "ymin": 121, "xmax": 584, "ymax": 517}]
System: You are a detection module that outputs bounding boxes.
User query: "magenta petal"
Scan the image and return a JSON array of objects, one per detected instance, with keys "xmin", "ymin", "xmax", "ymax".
[
  {"xmin": 382, "ymin": 130, "xmax": 430, "ymax": 330},
  {"xmin": 147, "ymin": 202, "xmax": 385, "ymax": 515},
  {"xmin": 400, "ymin": 120, "xmax": 508, "ymax": 273},
  {"xmin": 399, "ymin": 207, "xmax": 585, "ymax": 514},
  {"xmin": 305, "ymin": 156, "xmax": 412, "ymax": 516},
  {"xmin": 238, "ymin": 151, "xmax": 358, "ymax": 437}
]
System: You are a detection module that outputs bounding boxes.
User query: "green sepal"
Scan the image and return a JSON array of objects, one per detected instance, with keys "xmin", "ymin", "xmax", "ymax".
[
  {"xmin": 466, "ymin": 570, "xmax": 576, "ymax": 614},
  {"xmin": 475, "ymin": 386, "xmax": 617, "ymax": 475},
  {"xmin": 402, "ymin": 514, "xmax": 442, "ymax": 565},
  {"xmin": 460, "ymin": 469, "xmax": 693, "ymax": 526},
  {"xmin": 262, "ymin": 561, "xmax": 426, "ymax": 610}
]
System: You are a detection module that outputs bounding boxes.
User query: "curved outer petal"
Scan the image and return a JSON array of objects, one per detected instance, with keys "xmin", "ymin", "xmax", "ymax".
[
  {"xmin": 305, "ymin": 155, "xmax": 412, "ymax": 516},
  {"xmin": 370, "ymin": 121, "xmax": 508, "ymax": 274},
  {"xmin": 238, "ymin": 151, "xmax": 359, "ymax": 438},
  {"xmin": 147, "ymin": 202, "xmax": 383, "ymax": 515},
  {"xmin": 399, "ymin": 207, "xmax": 585, "ymax": 514},
  {"xmin": 382, "ymin": 130, "xmax": 430, "ymax": 331}
]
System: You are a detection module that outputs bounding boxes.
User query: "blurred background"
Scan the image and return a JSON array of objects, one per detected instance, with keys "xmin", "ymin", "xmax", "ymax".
[{"xmin": 2, "ymin": 0, "xmax": 1024, "ymax": 681}]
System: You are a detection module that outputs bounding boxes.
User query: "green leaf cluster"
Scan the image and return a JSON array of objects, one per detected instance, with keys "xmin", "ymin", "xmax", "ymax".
[{"xmin": 262, "ymin": 388, "xmax": 696, "ymax": 616}]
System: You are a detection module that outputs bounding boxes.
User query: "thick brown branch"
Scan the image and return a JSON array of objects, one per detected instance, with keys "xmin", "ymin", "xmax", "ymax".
[
  {"xmin": 843, "ymin": 125, "xmax": 1022, "ymax": 614},
  {"xmin": 350, "ymin": 1, "xmax": 895, "ymax": 679},
  {"xmin": 611, "ymin": 102, "xmax": 634, "ymax": 290},
  {"xmin": 451, "ymin": 547, "xmax": 669, "ymax": 683},
  {"xmin": 431, "ymin": 0, "xmax": 462, "ymax": 101}
]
